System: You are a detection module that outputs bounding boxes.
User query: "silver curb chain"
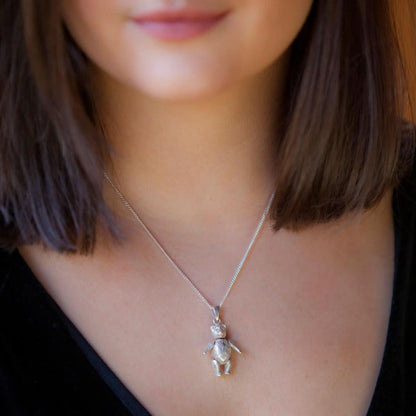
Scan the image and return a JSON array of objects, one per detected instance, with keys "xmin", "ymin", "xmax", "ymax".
[{"xmin": 103, "ymin": 170, "xmax": 275, "ymax": 316}]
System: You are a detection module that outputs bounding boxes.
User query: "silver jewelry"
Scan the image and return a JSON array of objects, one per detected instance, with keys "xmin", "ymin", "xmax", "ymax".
[{"xmin": 103, "ymin": 171, "xmax": 275, "ymax": 376}]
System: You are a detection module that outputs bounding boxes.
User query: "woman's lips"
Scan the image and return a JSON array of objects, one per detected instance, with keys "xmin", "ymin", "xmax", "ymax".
[{"xmin": 132, "ymin": 9, "xmax": 230, "ymax": 40}]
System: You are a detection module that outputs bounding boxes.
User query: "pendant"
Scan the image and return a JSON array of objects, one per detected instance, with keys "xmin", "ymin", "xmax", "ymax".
[{"xmin": 202, "ymin": 305, "xmax": 242, "ymax": 376}]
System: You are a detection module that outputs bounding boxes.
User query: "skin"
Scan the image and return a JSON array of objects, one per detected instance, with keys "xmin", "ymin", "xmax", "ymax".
[
  {"xmin": 59, "ymin": 0, "xmax": 314, "ymax": 236},
  {"xmin": 18, "ymin": 1, "xmax": 395, "ymax": 414}
]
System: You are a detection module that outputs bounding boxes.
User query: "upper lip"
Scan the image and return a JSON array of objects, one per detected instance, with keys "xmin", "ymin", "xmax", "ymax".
[{"xmin": 132, "ymin": 8, "xmax": 230, "ymax": 22}]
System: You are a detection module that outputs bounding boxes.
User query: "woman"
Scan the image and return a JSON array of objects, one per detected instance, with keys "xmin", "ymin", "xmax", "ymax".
[{"xmin": 0, "ymin": 0, "xmax": 415, "ymax": 415}]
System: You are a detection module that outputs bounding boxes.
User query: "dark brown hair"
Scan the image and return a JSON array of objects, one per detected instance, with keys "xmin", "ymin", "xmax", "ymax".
[{"xmin": 1, "ymin": 0, "xmax": 415, "ymax": 255}]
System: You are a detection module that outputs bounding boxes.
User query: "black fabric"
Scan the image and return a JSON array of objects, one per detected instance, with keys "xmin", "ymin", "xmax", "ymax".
[
  {"xmin": 61, "ymin": 306, "xmax": 151, "ymax": 415},
  {"xmin": 1, "ymin": 164, "xmax": 416, "ymax": 415}
]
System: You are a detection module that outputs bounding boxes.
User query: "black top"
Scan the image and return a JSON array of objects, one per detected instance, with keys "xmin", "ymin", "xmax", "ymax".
[{"xmin": 1, "ymin": 164, "xmax": 416, "ymax": 415}]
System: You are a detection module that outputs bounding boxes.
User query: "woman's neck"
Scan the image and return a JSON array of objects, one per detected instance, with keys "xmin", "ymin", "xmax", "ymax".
[{"xmin": 93, "ymin": 53, "xmax": 289, "ymax": 233}]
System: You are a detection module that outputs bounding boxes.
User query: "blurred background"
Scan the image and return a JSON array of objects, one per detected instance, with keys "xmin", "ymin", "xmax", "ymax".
[{"xmin": 393, "ymin": 0, "xmax": 416, "ymax": 122}]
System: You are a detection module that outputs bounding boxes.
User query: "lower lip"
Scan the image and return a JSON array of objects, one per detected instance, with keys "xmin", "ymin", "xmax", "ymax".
[{"xmin": 133, "ymin": 15, "xmax": 227, "ymax": 40}]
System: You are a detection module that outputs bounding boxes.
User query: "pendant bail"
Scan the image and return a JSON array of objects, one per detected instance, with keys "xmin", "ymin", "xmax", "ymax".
[{"xmin": 211, "ymin": 305, "xmax": 221, "ymax": 324}]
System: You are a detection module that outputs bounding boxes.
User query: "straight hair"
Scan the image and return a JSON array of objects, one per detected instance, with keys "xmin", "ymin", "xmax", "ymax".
[{"xmin": 1, "ymin": 0, "xmax": 415, "ymax": 254}]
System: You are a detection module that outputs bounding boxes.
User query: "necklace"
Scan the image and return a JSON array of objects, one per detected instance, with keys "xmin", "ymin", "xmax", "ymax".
[{"xmin": 103, "ymin": 171, "xmax": 275, "ymax": 376}]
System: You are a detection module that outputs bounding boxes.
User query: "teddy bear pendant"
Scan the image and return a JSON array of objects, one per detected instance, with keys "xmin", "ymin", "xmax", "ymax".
[{"xmin": 203, "ymin": 306, "xmax": 242, "ymax": 376}]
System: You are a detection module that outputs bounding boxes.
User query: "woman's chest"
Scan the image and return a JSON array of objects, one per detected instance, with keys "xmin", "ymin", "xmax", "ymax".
[
  {"xmin": 19, "ymin": 193, "xmax": 395, "ymax": 415},
  {"xmin": 24, "ymin": 234, "xmax": 394, "ymax": 416}
]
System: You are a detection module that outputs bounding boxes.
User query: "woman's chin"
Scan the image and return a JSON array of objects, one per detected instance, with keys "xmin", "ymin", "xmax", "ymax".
[{"xmin": 134, "ymin": 76, "xmax": 231, "ymax": 103}]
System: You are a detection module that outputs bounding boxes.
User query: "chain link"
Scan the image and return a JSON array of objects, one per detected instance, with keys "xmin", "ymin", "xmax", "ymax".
[{"xmin": 103, "ymin": 170, "xmax": 275, "ymax": 315}]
